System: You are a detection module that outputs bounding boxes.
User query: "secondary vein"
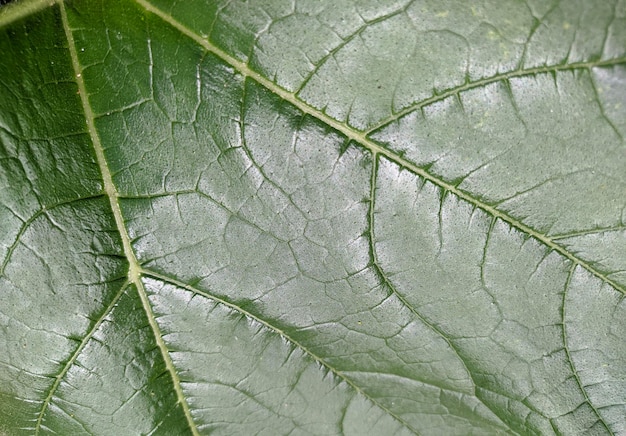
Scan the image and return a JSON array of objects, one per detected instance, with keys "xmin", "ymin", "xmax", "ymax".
[
  {"xmin": 366, "ymin": 57, "xmax": 626, "ymax": 134},
  {"xmin": 141, "ymin": 269, "xmax": 421, "ymax": 435},
  {"xmin": 34, "ymin": 282, "xmax": 129, "ymax": 435},
  {"xmin": 134, "ymin": 0, "xmax": 625, "ymax": 297}
]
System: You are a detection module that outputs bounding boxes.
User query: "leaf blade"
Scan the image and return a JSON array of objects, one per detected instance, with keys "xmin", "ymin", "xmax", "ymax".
[{"xmin": 0, "ymin": 0, "xmax": 625, "ymax": 434}]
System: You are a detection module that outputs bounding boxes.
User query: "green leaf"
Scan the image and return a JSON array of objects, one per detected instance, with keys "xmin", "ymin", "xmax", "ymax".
[{"xmin": 1, "ymin": 0, "xmax": 625, "ymax": 434}]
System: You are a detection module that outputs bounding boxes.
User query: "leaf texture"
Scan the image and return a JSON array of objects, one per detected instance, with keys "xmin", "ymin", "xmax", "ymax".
[{"xmin": 0, "ymin": 0, "xmax": 625, "ymax": 434}]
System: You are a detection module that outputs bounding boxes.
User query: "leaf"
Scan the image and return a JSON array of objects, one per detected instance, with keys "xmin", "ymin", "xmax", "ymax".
[{"xmin": 0, "ymin": 0, "xmax": 625, "ymax": 434}]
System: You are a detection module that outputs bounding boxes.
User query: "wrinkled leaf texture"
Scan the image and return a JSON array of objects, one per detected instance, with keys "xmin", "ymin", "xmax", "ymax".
[{"xmin": 0, "ymin": 0, "xmax": 625, "ymax": 434}]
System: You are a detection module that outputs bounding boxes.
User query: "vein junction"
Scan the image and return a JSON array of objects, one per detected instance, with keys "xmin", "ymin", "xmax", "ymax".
[
  {"xmin": 59, "ymin": 2, "xmax": 199, "ymax": 434},
  {"xmin": 135, "ymin": 0, "xmax": 625, "ymax": 296}
]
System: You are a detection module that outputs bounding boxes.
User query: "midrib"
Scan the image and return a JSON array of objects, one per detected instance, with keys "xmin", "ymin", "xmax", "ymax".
[
  {"xmin": 59, "ymin": 2, "xmax": 199, "ymax": 435},
  {"xmin": 135, "ymin": 0, "xmax": 625, "ymax": 297},
  {"xmin": 52, "ymin": 0, "xmax": 624, "ymax": 433}
]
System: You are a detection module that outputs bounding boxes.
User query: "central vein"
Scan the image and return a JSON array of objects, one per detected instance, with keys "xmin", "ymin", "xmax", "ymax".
[
  {"xmin": 59, "ymin": 2, "xmax": 199, "ymax": 434},
  {"xmin": 60, "ymin": 9, "xmax": 140, "ymax": 284}
]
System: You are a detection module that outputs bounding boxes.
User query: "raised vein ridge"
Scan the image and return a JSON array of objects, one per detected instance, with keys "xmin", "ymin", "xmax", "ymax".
[
  {"xmin": 134, "ymin": 0, "xmax": 625, "ymax": 297},
  {"xmin": 34, "ymin": 284, "xmax": 129, "ymax": 434},
  {"xmin": 365, "ymin": 57, "xmax": 626, "ymax": 134},
  {"xmin": 141, "ymin": 269, "xmax": 422, "ymax": 435},
  {"xmin": 0, "ymin": 0, "xmax": 54, "ymax": 28},
  {"xmin": 59, "ymin": 2, "xmax": 199, "ymax": 434},
  {"xmin": 366, "ymin": 155, "xmax": 517, "ymax": 433}
]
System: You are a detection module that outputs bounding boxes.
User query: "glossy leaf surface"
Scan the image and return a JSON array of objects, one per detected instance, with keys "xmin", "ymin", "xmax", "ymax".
[{"xmin": 0, "ymin": 0, "xmax": 625, "ymax": 434}]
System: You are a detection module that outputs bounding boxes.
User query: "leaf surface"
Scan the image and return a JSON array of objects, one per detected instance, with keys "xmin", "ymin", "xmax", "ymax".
[{"xmin": 0, "ymin": 0, "xmax": 625, "ymax": 434}]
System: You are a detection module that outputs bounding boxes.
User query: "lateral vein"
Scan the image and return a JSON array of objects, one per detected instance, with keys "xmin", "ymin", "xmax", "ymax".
[
  {"xmin": 134, "ymin": 0, "xmax": 625, "ymax": 296},
  {"xmin": 34, "ymin": 283, "xmax": 129, "ymax": 434},
  {"xmin": 142, "ymin": 269, "xmax": 421, "ymax": 435}
]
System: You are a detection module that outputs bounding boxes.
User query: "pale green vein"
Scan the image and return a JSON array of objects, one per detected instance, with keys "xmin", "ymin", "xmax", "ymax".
[
  {"xmin": 0, "ymin": 0, "xmax": 54, "ymax": 28},
  {"xmin": 59, "ymin": 3, "xmax": 199, "ymax": 435},
  {"xmin": 295, "ymin": 1, "xmax": 412, "ymax": 94},
  {"xmin": 366, "ymin": 57, "xmax": 626, "ymax": 135},
  {"xmin": 366, "ymin": 155, "xmax": 516, "ymax": 435},
  {"xmin": 589, "ymin": 67, "xmax": 624, "ymax": 141},
  {"xmin": 34, "ymin": 282, "xmax": 129, "ymax": 435},
  {"xmin": 551, "ymin": 226, "xmax": 626, "ymax": 240},
  {"xmin": 119, "ymin": 189, "xmax": 288, "ymax": 245},
  {"xmin": 134, "ymin": 0, "xmax": 626, "ymax": 297},
  {"xmin": 561, "ymin": 263, "xmax": 613, "ymax": 434},
  {"xmin": 0, "ymin": 194, "xmax": 105, "ymax": 277},
  {"xmin": 141, "ymin": 269, "xmax": 421, "ymax": 436}
]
